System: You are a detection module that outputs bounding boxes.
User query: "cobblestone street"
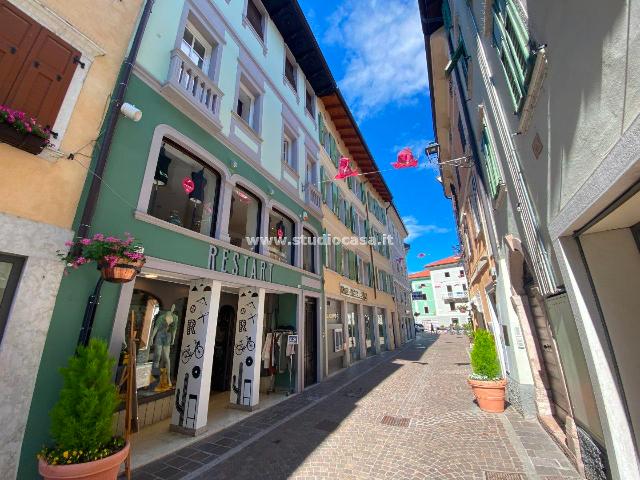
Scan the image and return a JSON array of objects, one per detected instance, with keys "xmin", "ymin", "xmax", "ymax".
[{"xmin": 131, "ymin": 334, "xmax": 581, "ymax": 480}]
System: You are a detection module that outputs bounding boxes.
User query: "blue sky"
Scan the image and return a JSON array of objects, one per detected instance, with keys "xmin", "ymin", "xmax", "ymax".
[{"xmin": 298, "ymin": 0, "xmax": 458, "ymax": 273}]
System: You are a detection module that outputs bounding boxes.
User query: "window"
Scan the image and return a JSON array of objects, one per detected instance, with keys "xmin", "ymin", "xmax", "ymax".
[
  {"xmin": 306, "ymin": 155, "xmax": 317, "ymax": 186},
  {"xmin": 246, "ymin": 0, "xmax": 264, "ymax": 40},
  {"xmin": 228, "ymin": 186, "xmax": 262, "ymax": 252},
  {"xmin": 449, "ymin": 303, "xmax": 456, "ymax": 312},
  {"xmin": 424, "ymin": 306, "xmax": 429, "ymax": 314},
  {"xmin": 302, "ymin": 228, "xmax": 316, "ymax": 273},
  {"xmin": 305, "ymin": 87, "xmax": 315, "ymax": 117},
  {"xmin": 0, "ymin": 253, "xmax": 24, "ymax": 343},
  {"xmin": 115, "ymin": 277, "xmax": 189, "ymax": 401},
  {"xmin": 268, "ymin": 208, "xmax": 295, "ymax": 265},
  {"xmin": 480, "ymin": 123, "xmax": 503, "ymax": 199},
  {"xmin": 0, "ymin": 1, "xmax": 81, "ymax": 129},
  {"xmin": 447, "ymin": 285, "xmax": 453, "ymax": 293},
  {"xmin": 148, "ymin": 139, "xmax": 221, "ymax": 236},
  {"xmin": 284, "ymin": 55, "xmax": 297, "ymax": 91},
  {"xmin": 236, "ymin": 85, "xmax": 255, "ymax": 126},
  {"xmin": 492, "ymin": 0, "xmax": 533, "ymax": 112},
  {"xmin": 460, "ymin": 269, "xmax": 465, "ymax": 277},
  {"xmin": 445, "ymin": 272, "xmax": 450, "ymax": 278},
  {"xmin": 180, "ymin": 23, "xmax": 211, "ymax": 71}
]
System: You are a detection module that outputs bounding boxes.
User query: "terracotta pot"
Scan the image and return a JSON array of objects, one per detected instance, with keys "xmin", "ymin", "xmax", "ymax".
[
  {"xmin": 468, "ymin": 378, "xmax": 507, "ymax": 413},
  {"xmin": 0, "ymin": 122, "xmax": 26, "ymax": 148},
  {"xmin": 38, "ymin": 441, "xmax": 129, "ymax": 480},
  {"xmin": 20, "ymin": 132, "xmax": 49, "ymax": 154},
  {"xmin": 98, "ymin": 258, "xmax": 144, "ymax": 284}
]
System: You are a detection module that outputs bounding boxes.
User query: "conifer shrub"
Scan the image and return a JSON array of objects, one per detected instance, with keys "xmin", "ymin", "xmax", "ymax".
[
  {"xmin": 469, "ymin": 329, "xmax": 502, "ymax": 380},
  {"xmin": 39, "ymin": 339, "xmax": 123, "ymax": 465}
]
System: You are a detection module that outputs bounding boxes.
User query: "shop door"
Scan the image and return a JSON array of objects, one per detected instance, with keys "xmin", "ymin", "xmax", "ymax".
[
  {"xmin": 525, "ymin": 281, "xmax": 571, "ymax": 427},
  {"xmin": 378, "ymin": 310, "xmax": 387, "ymax": 350},
  {"xmin": 212, "ymin": 305, "xmax": 236, "ymax": 392},
  {"xmin": 347, "ymin": 305, "xmax": 360, "ymax": 362},
  {"xmin": 304, "ymin": 297, "xmax": 317, "ymax": 387}
]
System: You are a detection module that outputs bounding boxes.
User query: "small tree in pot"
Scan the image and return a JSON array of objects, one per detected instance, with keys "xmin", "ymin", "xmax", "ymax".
[
  {"xmin": 468, "ymin": 329, "xmax": 506, "ymax": 413},
  {"xmin": 38, "ymin": 339, "xmax": 129, "ymax": 479}
]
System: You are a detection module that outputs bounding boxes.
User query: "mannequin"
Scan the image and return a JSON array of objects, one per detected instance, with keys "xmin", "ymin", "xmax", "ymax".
[{"xmin": 151, "ymin": 304, "xmax": 179, "ymax": 386}]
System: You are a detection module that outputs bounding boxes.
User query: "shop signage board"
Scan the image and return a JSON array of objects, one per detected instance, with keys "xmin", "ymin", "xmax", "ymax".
[
  {"xmin": 209, "ymin": 245, "xmax": 274, "ymax": 283},
  {"xmin": 340, "ymin": 283, "xmax": 367, "ymax": 301},
  {"xmin": 287, "ymin": 334, "xmax": 298, "ymax": 345}
]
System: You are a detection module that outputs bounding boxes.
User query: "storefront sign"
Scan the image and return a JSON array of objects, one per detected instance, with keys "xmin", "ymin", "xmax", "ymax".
[
  {"xmin": 287, "ymin": 334, "xmax": 298, "ymax": 345},
  {"xmin": 412, "ymin": 291, "xmax": 426, "ymax": 300},
  {"xmin": 339, "ymin": 283, "xmax": 367, "ymax": 301},
  {"xmin": 209, "ymin": 246, "xmax": 274, "ymax": 283}
]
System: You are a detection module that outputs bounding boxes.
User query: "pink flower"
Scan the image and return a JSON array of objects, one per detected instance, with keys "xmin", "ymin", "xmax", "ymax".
[
  {"xmin": 124, "ymin": 251, "xmax": 143, "ymax": 261},
  {"xmin": 103, "ymin": 254, "xmax": 119, "ymax": 268},
  {"xmin": 64, "ymin": 240, "xmax": 74, "ymax": 247},
  {"xmin": 92, "ymin": 233, "xmax": 105, "ymax": 241},
  {"xmin": 7, "ymin": 115, "xmax": 15, "ymax": 123},
  {"xmin": 25, "ymin": 125, "xmax": 32, "ymax": 132},
  {"xmin": 105, "ymin": 236, "xmax": 120, "ymax": 243},
  {"xmin": 80, "ymin": 238, "xmax": 91, "ymax": 245},
  {"xmin": 74, "ymin": 257, "xmax": 89, "ymax": 266}
]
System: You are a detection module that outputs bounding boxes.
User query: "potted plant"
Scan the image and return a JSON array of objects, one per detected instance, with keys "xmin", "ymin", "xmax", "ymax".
[
  {"xmin": 60, "ymin": 233, "xmax": 146, "ymax": 283},
  {"xmin": 468, "ymin": 329, "xmax": 506, "ymax": 413},
  {"xmin": 0, "ymin": 105, "xmax": 51, "ymax": 154},
  {"xmin": 38, "ymin": 339, "xmax": 129, "ymax": 479}
]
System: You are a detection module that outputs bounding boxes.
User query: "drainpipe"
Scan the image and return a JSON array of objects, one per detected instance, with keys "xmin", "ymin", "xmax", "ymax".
[
  {"xmin": 76, "ymin": 0, "xmax": 155, "ymax": 240},
  {"xmin": 364, "ymin": 191, "xmax": 377, "ymax": 300}
]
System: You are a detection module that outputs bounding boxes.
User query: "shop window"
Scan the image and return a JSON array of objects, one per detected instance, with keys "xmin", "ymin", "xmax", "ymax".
[
  {"xmin": 268, "ymin": 208, "xmax": 295, "ymax": 265},
  {"xmin": 148, "ymin": 139, "xmax": 221, "ymax": 236},
  {"xmin": 180, "ymin": 22, "xmax": 213, "ymax": 71},
  {"xmin": 0, "ymin": 1, "xmax": 81, "ymax": 129},
  {"xmin": 116, "ymin": 278, "xmax": 189, "ymax": 401},
  {"xmin": 246, "ymin": 0, "xmax": 264, "ymax": 40},
  {"xmin": 0, "ymin": 253, "xmax": 24, "ymax": 343},
  {"xmin": 228, "ymin": 186, "xmax": 262, "ymax": 252},
  {"xmin": 302, "ymin": 228, "xmax": 316, "ymax": 273}
]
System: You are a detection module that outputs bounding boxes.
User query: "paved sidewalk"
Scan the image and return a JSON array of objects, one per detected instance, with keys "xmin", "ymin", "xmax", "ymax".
[{"xmin": 130, "ymin": 334, "xmax": 581, "ymax": 480}]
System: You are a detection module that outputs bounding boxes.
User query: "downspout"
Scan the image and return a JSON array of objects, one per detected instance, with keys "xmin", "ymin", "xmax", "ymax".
[
  {"xmin": 76, "ymin": 0, "xmax": 155, "ymax": 240},
  {"xmin": 364, "ymin": 192, "xmax": 377, "ymax": 300}
]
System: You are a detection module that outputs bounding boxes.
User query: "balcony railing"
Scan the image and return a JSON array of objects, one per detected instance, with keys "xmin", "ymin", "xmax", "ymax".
[
  {"xmin": 162, "ymin": 49, "xmax": 223, "ymax": 129},
  {"xmin": 305, "ymin": 182, "xmax": 322, "ymax": 213},
  {"xmin": 443, "ymin": 292, "xmax": 469, "ymax": 302}
]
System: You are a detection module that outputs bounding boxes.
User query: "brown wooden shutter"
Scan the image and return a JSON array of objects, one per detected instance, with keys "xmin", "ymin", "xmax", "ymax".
[
  {"xmin": 0, "ymin": 0, "xmax": 41, "ymax": 103},
  {"xmin": 5, "ymin": 25, "xmax": 80, "ymax": 128}
]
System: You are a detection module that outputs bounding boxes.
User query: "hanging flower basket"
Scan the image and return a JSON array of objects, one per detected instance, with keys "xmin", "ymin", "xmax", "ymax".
[
  {"xmin": 98, "ymin": 258, "xmax": 145, "ymax": 283},
  {"xmin": 0, "ymin": 105, "xmax": 51, "ymax": 154},
  {"xmin": 59, "ymin": 233, "xmax": 146, "ymax": 283}
]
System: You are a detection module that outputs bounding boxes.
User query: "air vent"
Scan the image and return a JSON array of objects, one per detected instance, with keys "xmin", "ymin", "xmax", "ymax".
[
  {"xmin": 484, "ymin": 472, "xmax": 525, "ymax": 480},
  {"xmin": 381, "ymin": 415, "xmax": 410, "ymax": 427}
]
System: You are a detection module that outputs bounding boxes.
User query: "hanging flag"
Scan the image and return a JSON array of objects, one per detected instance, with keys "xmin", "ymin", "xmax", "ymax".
[
  {"xmin": 335, "ymin": 156, "xmax": 358, "ymax": 180},
  {"xmin": 392, "ymin": 147, "xmax": 418, "ymax": 169},
  {"xmin": 417, "ymin": 252, "xmax": 426, "ymax": 259}
]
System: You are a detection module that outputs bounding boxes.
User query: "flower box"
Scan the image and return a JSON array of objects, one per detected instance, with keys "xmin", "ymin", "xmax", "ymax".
[
  {"xmin": 0, "ymin": 122, "xmax": 26, "ymax": 148},
  {"xmin": 0, "ymin": 105, "xmax": 51, "ymax": 155}
]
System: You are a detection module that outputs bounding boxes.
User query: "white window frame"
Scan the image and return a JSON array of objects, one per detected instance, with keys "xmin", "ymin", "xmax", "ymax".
[
  {"xmin": 283, "ymin": 51, "xmax": 298, "ymax": 95},
  {"xmin": 180, "ymin": 21, "xmax": 213, "ymax": 72},
  {"xmin": 243, "ymin": 0, "xmax": 268, "ymax": 55}
]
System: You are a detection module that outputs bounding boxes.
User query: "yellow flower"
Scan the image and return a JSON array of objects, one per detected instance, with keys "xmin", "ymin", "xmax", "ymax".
[{"xmin": 63, "ymin": 451, "xmax": 69, "ymax": 459}]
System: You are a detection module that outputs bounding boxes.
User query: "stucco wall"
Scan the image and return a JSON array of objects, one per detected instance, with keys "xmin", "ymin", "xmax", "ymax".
[{"xmin": 0, "ymin": 0, "xmax": 143, "ymax": 229}]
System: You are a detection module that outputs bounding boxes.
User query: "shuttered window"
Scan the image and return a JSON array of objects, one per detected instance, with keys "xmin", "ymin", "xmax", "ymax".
[
  {"xmin": 0, "ymin": 0, "xmax": 80, "ymax": 129},
  {"xmin": 480, "ymin": 123, "xmax": 503, "ymax": 199},
  {"xmin": 492, "ymin": 0, "xmax": 534, "ymax": 112}
]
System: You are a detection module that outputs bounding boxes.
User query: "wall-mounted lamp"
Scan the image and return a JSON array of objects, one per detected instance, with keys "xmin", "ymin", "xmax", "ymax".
[{"xmin": 120, "ymin": 103, "xmax": 142, "ymax": 122}]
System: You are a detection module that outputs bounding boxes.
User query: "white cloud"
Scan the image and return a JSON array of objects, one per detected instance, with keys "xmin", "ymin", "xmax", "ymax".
[
  {"xmin": 402, "ymin": 216, "xmax": 449, "ymax": 242},
  {"xmin": 324, "ymin": 0, "xmax": 428, "ymax": 120}
]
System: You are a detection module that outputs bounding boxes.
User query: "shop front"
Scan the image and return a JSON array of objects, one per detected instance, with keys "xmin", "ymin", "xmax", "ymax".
[{"xmin": 363, "ymin": 305, "xmax": 376, "ymax": 357}]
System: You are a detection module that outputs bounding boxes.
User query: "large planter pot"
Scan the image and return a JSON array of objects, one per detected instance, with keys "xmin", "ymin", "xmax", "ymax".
[
  {"xmin": 98, "ymin": 258, "xmax": 144, "ymax": 284},
  {"xmin": 0, "ymin": 122, "xmax": 26, "ymax": 148},
  {"xmin": 468, "ymin": 378, "xmax": 507, "ymax": 413},
  {"xmin": 38, "ymin": 441, "xmax": 129, "ymax": 480}
]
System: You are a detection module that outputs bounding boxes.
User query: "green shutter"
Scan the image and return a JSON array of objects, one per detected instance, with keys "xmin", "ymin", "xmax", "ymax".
[
  {"xmin": 318, "ymin": 113, "xmax": 324, "ymax": 145},
  {"xmin": 320, "ymin": 167, "xmax": 327, "ymax": 202},
  {"xmin": 336, "ymin": 244, "xmax": 342, "ymax": 275},
  {"xmin": 322, "ymin": 228, "xmax": 328, "ymax": 268},
  {"xmin": 442, "ymin": 0, "xmax": 452, "ymax": 30},
  {"xmin": 481, "ymin": 125, "xmax": 502, "ymax": 199}
]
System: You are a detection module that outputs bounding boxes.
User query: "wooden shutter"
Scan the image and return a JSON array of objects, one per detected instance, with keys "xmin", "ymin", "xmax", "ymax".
[
  {"xmin": 0, "ymin": 0, "xmax": 40, "ymax": 102},
  {"xmin": 322, "ymin": 228, "xmax": 328, "ymax": 268},
  {"xmin": 335, "ymin": 244, "xmax": 342, "ymax": 275},
  {"xmin": 5, "ymin": 27, "xmax": 80, "ymax": 128}
]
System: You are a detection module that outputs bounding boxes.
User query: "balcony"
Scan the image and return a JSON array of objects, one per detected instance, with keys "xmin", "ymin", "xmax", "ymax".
[
  {"xmin": 305, "ymin": 182, "xmax": 322, "ymax": 214},
  {"xmin": 442, "ymin": 292, "xmax": 469, "ymax": 302},
  {"xmin": 161, "ymin": 49, "xmax": 223, "ymax": 131}
]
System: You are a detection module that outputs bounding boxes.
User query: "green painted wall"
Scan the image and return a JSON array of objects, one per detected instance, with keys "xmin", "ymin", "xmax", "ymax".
[
  {"xmin": 411, "ymin": 277, "xmax": 436, "ymax": 321},
  {"xmin": 17, "ymin": 74, "xmax": 321, "ymax": 478}
]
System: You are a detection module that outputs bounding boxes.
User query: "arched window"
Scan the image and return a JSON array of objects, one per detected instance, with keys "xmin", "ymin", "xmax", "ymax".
[
  {"xmin": 228, "ymin": 186, "xmax": 262, "ymax": 252},
  {"xmin": 148, "ymin": 138, "xmax": 221, "ymax": 236},
  {"xmin": 268, "ymin": 208, "xmax": 295, "ymax": 265}
]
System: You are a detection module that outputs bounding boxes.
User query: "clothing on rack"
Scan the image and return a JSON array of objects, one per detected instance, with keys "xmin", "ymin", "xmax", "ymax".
[{"xmin": 262, "ymin": 332, "xmax": 273, "ymax": 369}]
